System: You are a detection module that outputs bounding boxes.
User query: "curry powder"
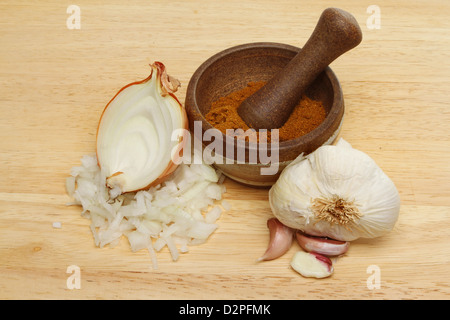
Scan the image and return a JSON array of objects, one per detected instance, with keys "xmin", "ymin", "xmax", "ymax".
[{"xmin": 205, "ymin": 81, "xmax": 326, "ymax": 142}]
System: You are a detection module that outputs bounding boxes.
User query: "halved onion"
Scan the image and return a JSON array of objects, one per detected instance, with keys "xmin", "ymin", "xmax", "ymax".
[{"xmin": 96, "ymin": 62, "xmax": 188, "ymax": 194}]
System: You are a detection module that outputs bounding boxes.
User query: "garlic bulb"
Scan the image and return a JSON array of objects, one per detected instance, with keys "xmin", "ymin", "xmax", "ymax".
[{"xmin": 269, "ymin": 139, "xmax": 400, "ymax": 241}]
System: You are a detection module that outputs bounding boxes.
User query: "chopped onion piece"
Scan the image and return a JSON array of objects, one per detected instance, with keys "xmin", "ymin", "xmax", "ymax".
[
  {"xmin": 221, "ymin": 199, "xmax": 232, "ymax": 211},
  {"xmin": 67, "ymin": 154, "xmax": 228, "ymax": 268},
  {"xmin": 205, "ymin": 206, "xmax": 222, "ymax": 224}
]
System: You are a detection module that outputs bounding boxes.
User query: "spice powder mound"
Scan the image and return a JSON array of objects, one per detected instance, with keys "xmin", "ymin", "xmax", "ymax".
[{"xmin": 205, "ymin": 81, "xmax": 326, "ymax": 142}]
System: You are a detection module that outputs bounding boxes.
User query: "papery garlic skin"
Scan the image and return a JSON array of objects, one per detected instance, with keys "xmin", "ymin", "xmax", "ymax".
[
  {"xmin": 96, "ymin": 62, "xmax": 188, "ymax": 194},
  {"xmin": 269, "ymin": 139, "xmax": 400, "ymax": 241}
]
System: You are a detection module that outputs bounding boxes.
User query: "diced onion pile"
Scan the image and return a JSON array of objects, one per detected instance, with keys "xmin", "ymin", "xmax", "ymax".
[{"xmin": 66, "ymin": 154, "xmax": 229, "ymax": 269}]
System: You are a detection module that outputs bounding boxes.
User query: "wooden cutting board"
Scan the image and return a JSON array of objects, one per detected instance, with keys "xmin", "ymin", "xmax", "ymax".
[{"xmin": 0, "ymin": 0, "xmax": 449, "ymax": 300}]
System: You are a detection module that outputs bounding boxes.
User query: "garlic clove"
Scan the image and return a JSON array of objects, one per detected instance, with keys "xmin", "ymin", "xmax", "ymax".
[
  {"xmin": 290, "ymin": 251, "xmax": 333, "ymax": 278},
  {"xmin": 296, "ymin": 231, "xmax": 349, "ymax": 256},
  {"xmin": 257, "ymin": 218, "xmax": 294, "ymax": 262}
]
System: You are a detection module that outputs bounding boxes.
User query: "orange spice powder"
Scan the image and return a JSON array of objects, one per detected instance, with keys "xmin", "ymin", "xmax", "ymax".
[{"xmin": 205, "ymin": 81, "xmax": 326, "ymax": 142}]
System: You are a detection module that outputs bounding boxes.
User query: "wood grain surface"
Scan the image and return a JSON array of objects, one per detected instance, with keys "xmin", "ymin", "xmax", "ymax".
[{"xmin": 0, "ymin": 0, "xmax": 449, "ymax": 300}]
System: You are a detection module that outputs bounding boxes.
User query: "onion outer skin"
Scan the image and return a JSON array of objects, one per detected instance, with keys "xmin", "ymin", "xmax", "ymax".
[{"xmin": 96, "ymin": 62, "xmax": 188, "ymax": 193}]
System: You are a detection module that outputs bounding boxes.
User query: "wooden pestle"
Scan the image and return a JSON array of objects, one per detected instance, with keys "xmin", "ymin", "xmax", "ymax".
[{"xmin": 237, "ymin": 8, "xmax": 362, "ymax": 130}]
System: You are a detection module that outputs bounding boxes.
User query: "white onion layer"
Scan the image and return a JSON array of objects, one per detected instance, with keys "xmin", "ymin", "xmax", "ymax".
[{"xmin": 96, "ymin": 62, "xmax": 187, "ymax": 193}]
